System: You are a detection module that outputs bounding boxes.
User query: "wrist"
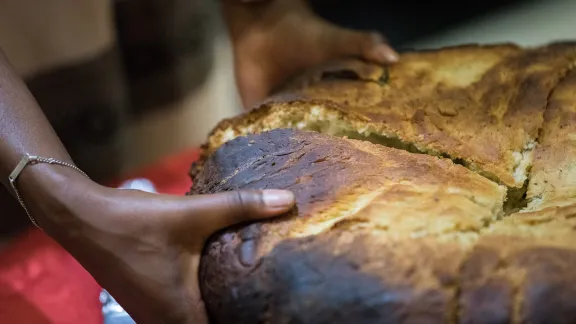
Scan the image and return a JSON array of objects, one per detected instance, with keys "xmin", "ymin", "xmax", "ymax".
[{"xmin": 14, "ymin": 161, "xmax": 96, "ymax": 231}]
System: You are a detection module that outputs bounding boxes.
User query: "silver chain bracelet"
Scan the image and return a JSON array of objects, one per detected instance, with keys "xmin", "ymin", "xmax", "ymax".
[{"xmin": 8, "ymin": 154, "xmax": 89, "ymax": 229}]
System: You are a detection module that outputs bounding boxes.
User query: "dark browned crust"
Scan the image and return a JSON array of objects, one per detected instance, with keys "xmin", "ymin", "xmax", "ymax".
[
  {"xmin": 201, "ymin": 230, "xmax": 576, "ymax": 324},
  {"xmin": 200, "ymin": 230, "xmax": 465, "ymax": 324}
]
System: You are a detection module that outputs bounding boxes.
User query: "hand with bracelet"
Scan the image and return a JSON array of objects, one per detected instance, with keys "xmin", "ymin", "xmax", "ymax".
[
  {"xmin": 0, "ymin": 47, "xmax": 295, "ymax": 323},
  {"xmin": 0, "ymin": 0, "xmax": 397, "ymax": 323}
]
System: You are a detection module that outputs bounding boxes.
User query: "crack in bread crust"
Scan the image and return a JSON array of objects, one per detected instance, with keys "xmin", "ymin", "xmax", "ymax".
[
  {"xmin": 524, "ymin": 67, "xmax": 576, "ymax": 212},
  {"xmin": 192, "ymin": 42, "xmax": 576, "ymax": 324},
  {"xmin": 200, "ymin": 42, "xmax": 576, "ymax": 191}
]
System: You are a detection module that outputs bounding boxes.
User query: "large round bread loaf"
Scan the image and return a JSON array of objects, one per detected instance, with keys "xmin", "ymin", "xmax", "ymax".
[{"xmin": 189, "ymin": 43, "xmax": 576, "ymax": 324}]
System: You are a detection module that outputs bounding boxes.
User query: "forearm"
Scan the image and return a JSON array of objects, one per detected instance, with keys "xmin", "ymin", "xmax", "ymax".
[
  {"xmin": 0, "ymin": 49, "xmax": 91, "ymax": 230},
  {"xmin": 0, "ymin": 50, "xmax": 73, "ymax": 181}
]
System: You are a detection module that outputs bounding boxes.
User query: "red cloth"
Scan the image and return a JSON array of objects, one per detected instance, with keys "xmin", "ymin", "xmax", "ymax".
[{"xmin": 0, "ymin": 149, "xmax": 201, "ymax": 324}]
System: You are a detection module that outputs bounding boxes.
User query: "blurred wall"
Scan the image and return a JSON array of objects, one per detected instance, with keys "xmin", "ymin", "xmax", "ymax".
[
  {"xmin": 311, "ymin": 0, "xmax": 575, "ymax": 50},
  {"xmin": 0, "ymin": 0, "xmax": 115, "ymax": 77},
  {"xmin": 0, "ymin": 0, "xmax": 241, "ymax": 183},
  {"xmin": 404, "ymin": 0, "xmax": 576, "ymax": 48}
]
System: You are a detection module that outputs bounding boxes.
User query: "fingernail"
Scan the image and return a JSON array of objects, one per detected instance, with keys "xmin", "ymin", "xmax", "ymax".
[
  {"xmin": 262, "ymin": 189, "xmax": 295, "ymax": 208},
  {"xmin": 377, "ymin": 45, "xmax": 399, "ymax": 62}
]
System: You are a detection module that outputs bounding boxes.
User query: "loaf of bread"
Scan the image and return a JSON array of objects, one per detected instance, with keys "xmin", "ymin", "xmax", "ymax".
[{"xmin": 189, "ymin": 43, "xmax": 576, "ymax": 324}]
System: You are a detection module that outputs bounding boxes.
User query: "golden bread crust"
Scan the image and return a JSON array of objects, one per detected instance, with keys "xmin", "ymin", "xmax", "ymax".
[
  {"xmin": 527, "ymin": 68, "xmax": 576, "ymax": 211},
  {"xmin": 192, "ymin": 43, "xmax": 576, "ymax": 324},
  {"xmin": 203, "ymin": 43, "xmax": 576, "ymax": 188}
]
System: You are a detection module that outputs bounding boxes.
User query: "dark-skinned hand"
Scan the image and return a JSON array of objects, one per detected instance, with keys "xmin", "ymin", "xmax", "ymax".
[{"xmin": 223, "ymin": 0, "xmax": 398, "ymax": 108}]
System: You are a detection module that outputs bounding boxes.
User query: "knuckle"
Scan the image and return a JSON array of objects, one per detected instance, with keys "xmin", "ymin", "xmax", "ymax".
[
  {"xmin": 230, "ymin": 190, "xmax": 264, "ymax": 211},
  {"xmin": 231, "ymin": 190, "xmax": 246, "ymax": 208},
  {"xmin": 228, "ymin": 190, "xmax": 257, "ymax": 209},
  {"xmin": 219, "ymin": 190, "xmax": 265, "ymax": 224}
]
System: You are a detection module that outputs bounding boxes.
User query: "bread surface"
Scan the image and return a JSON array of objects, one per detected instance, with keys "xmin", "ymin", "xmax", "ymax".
[
  {"xmin": 190, "ymin": 42, "xmax": 576, "ymax": 324},
  {"xmin": 526, "ymin": 68, "xmax": 576, "ymax": 211},
  {"xmin": 201, "ymin": 43, "xmax": 576, "ymax": 188}
]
